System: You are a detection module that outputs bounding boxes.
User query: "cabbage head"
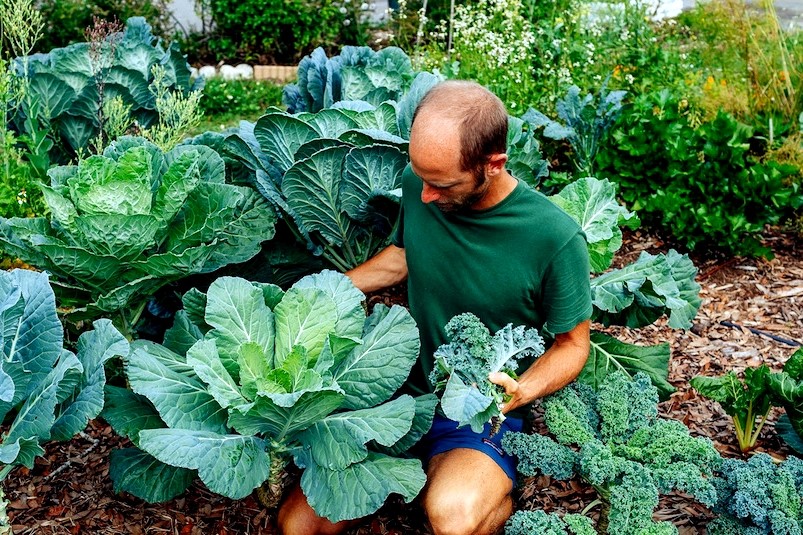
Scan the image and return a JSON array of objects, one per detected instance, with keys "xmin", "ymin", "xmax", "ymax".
[{"xmin": 0, "ymin": 137, "xmax": 277, "ymax": 333}]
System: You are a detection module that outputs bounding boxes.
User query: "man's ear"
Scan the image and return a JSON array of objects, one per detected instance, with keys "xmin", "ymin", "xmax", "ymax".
[{"xmin": 486, "ymin": 153, "xmax": 508, "ymax": 176}]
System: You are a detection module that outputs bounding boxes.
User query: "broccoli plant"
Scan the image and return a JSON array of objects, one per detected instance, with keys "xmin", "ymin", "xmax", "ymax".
[
  {"xmin": 429, "ymin": 313, "xmax": 545, "ymax": 434},
  {"xmin": 505, "ymin": 510, "xmax": 596, "ymax": 535},
  {"xmin": 707, "ymin": 453, "xmax": 803, "ymax": 534},
  {"xmin": 502, "ymin": 371, "xmax": 722, "ymax": 534}
]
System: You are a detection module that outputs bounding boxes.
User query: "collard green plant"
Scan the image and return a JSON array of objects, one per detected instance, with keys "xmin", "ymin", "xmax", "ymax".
[
  {"xmin": 502, "ymin": 372, "xmax": 723, "ymax": 535},
  {"xmin": 9, "ymin": 17, "xmax": 200, "ymax": 162},
  {"xmin": 103, "ymin": 270, "xmax": 436, "ymax": 522},
  {"xmin": 707, "ymin": 454, "xmax": 803, "ymax": 535},
  {"xmin": 428, "ymin": 313, "xmax": 545, "ymax": 434},
  {"xmin": 0, "ymin": 269, "xmax": 128, "ymax": 497},
  {"xmin": 283, "ymin": 46, "xmax": 417, "ymax": 114},
  {"xmin": 0, "ymin": 136, "xmax": 277, "ymax": 335},
  {"xmin": 549, "ymin": 176, "xmax": 701, "ymax": 399},
  {"xmin": 524, "ymin": 80, "xmax": 627, "ymax": 177}
]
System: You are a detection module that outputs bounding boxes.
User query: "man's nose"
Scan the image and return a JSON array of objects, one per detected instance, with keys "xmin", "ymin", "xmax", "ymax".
[{"xmin": 421, "ymin": 183, "xmax": 439, "ymax": 203}]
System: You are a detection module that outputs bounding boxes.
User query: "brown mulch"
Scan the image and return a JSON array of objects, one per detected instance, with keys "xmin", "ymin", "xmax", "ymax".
[{"xmin": 5, "ymin": 229, "xmax": 802, "ymax": 534}]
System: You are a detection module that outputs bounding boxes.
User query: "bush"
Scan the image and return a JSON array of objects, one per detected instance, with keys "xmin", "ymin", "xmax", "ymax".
[
  {"xmin": 205, "ymin": 0, "xmax": 370, "ymax": 64},
  {"xmin": 33, "ymin": 0, "xmax": 171, "ymax": 52},
  {"xmin": 199, "ymin": 78, "xmax": 283, "ymax": 118},
  {"xmin": 596, "ymin": 90, "xmax": 803, "ymax": 257}
]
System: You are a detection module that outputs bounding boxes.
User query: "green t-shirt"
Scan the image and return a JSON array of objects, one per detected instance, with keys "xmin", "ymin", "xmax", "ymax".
[{"xmin": 393, "ymin": 165, "xmax": 593, "ymax": 395}]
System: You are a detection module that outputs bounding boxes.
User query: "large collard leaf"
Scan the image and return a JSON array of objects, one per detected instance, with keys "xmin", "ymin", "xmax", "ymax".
[
  {"xmin": 227, "ymin": 389, "xmax": 345, "ymax": 439},
  {"xmin": 67, "ymin": 149, "xmax": 152, "ymax": 216},
  {"xmin": 440, "ymin": 373, "xmax": 497, "ymax": 433},
  {"xmin": 125, "ymin": 347, "xmax": 229, "ymax": 434},
  {"xmin": 332, "ymin": 304, "xmax": 419, "ymax": 410},
  {"xmin": 162, "ymin": 310, "xmax": 204, "ymax": 356},
  {"xmin": 590, "ymin": 250, "xmax": 701, "ymax": 329},
  {"xmin": 550, "ymin": 177, "xmax": 639, "ymax": 273},
  {"xmin": 300, "ymin": 108, "xmax": 360, "ymax": 139},
  {"xmin": 203, "ymin": 277, "xmax": 275, "ymax": 375},
  {"xmin": 299, "ymin": 452, "xmax": 426, "ymax": 522},
  {"xmin": 295, "ymin": 395, "xmax": 415, "ymax": 470},
  {"xmin": 378, "ymin": 394, "xmax": 438, "ymax": 456},
  {"xmin": 50, "ymin": 319, "xmax": 129, "ymax": 440},
  {"xmin": 580, "ymin": 332, "xmax": 673, "ymax": 400},
  {"xmin": 109, "ymin": 448, "xmax": 196, "ymax": 502},
  {"xmin": 341, "ymin": 145, "xmax": 405, "ymax": 233},
  {"xmin": 138, "ymin": 429, "xmax": 271, "ymax": 499},
  {"xmin": 282, "ymin": 145, "xmax": 353, "ymax": 247},
  {"xmin": 26, "ymin": 73, "xmax": 75, "ymax": 119},
  {"xmin": 102, "ymin": 386, "xmax": 196, "ymax": 502},
  {"xmin": 254, "ymin": 112, "xmax": 320, "ymax": 174},
  {"xmin": 507, "ymin": 116, "xmax": 549, "ymax": 188},
  {"xmin": 186, "ymin": 340, "xmax": 250, "ymax": 410}
]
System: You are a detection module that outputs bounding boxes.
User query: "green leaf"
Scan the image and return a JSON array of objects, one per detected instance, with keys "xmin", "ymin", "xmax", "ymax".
[
  {"xmin": 296, "ymin": 395, "xmax": 415, "ymax": 470},
  {"xmin": 162, "ymin": 310, "xmax": 204, "ymax": 356},
  {"xmin": 50, "ymin": 319, "xmax": 129, "ymax": 441},
  {"xmin": 253, "ymin": 112, "xmax": 320, "ymax": 173},
  {"xmin": 776, "ymin": 414, "xmax": 803, "ymax": 455},
  {"xmin": 203, "ymin": 277, "xmax": 275, "ymax": 375},
  {"xmin": 550, "ymin": 177, "xmax": 639, "ymax": 273},
  {"xmin": 299, "ymin": 452, "xmax": 426, "ymax": 522},
  {"xmin": 227, "ymin": 390, "xmax": 344, "ymax": 439},
  {"xmin": 151, "ymin": 149, "xmax": 202, "ymax": 223},
  {"xmin": 379, "ymin": 394, "xmax": 438, "ymax": 456},
  {"xmin": 109, "ymin": 447, "xmax": 195, "ymax": 503},
  {"xmin": 237, "ymin": 342, "xmax": 273, "ymax": 401},
  {"xmin": 440, "ymin": 373, "xmax": 495, "ymax": 433},
  {"xmin": 138, "ymin": 429, "xmax": 271, "ymax": 499},
  {"xmin": 72, "ymin": 214, "xmax": 160, "ymax": 260},
  {"xmin": 273, "ymin": 287, "xmax": 338, "ymax": 368},
  {"xmin": 341, "ymin": 144, "xmax": 406, "ymax": 230},
  {"xmin": 580, "ymin": 332, "xmax": 674, "ymax": 400},
  {"xmin": 332, "ymin": 304, "xmax": 419, "ymax": 409},
  {"xmin": 101, "ymin": 385, "xmax": 164, "ymax": 446},
  {"xmin": 291, "ymin": 270, "xmax": 364, "ymax": 344},
  {"xmin": 126, "ymin": 346, "xmax": 228, "ymax": 434},
  {"xmin": 186, "ymin": 340, "xmax": 248, "ymax": 409}
]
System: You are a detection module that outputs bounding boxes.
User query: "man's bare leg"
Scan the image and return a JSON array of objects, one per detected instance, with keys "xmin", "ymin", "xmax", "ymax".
[
  {"xmin": 277, "ymin": 484, "xmax": 361, "ymax": 535},
  {"xmin": 422, "ymin": 448, "xmax": 514, "ymax": 535}
]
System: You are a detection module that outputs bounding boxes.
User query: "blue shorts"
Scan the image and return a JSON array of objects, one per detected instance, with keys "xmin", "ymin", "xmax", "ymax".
[{"xmin": 415, "ymin": 413, "xmax": 524, "ymax": 482}]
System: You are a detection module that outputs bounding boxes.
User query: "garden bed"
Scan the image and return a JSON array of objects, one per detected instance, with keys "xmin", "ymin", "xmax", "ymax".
[{"xmin": 4, "ymin": 228, "xmax": 801, "ymax": 534}]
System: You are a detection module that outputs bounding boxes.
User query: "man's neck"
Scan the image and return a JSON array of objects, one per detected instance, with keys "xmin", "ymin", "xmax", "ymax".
[{"xmin": 470, "ymin": 171, "xmax": 518, "ymax": 211}]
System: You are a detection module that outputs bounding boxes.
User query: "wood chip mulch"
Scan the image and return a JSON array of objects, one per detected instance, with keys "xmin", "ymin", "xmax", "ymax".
[{"xmin": 5, "ymin": 229, "xmax": 802, "ymax": 534}]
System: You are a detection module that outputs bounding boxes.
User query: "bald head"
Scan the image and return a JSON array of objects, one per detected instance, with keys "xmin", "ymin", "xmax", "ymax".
[{"xmin": 411, "ymin": 81, "xmax": 508, "ymax": 173}]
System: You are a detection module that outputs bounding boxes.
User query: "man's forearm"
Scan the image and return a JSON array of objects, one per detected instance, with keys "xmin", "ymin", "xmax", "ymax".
[{"xmin": 345, "ymin": 245, "xmax": 408, "ymax": 294}]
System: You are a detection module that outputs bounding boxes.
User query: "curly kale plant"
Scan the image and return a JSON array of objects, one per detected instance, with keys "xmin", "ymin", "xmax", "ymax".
[
  {"xmin": 708, "ymin": 453, "xmax": 803, "ymax": 535},
  {"xmin": 505, "ymin": 510, "xmax": 596, "ymax": 535},
  {"xmin": 502, "ymin": 372, "xmax": 722, "ymax": 534},
  {"xmin": 429, "ymin": 313, "xmax": 544, "ymax": 434}
]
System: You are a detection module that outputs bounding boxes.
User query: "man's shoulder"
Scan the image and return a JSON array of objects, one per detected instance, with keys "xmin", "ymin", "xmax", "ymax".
[{"xmin": 512, "ymin": 183, "xmax": 584, "ymax": 236}]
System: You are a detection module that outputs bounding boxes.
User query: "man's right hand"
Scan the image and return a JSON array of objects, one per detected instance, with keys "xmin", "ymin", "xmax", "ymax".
[{"xmin": 345, "ymin": 244, "xmax": 407, "ymax": 294}]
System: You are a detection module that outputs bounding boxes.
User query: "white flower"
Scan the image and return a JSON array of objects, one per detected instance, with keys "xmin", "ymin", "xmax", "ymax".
[
  {"xmin": 344, "ymin": 18, "xmax": 351, "ymax": 25},
  {"xmin": 339, "ymin": 6, "xmax": 347, "ymax": 14}
]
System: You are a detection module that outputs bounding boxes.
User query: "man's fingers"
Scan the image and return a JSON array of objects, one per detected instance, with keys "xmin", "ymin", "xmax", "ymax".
[{"xmin": 488, "ymin": 372, "xmax": 519, "ymax": 394}]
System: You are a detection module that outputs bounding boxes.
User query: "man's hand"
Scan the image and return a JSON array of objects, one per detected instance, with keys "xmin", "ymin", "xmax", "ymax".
[{"xmin": 488, "ymin": 372, "xmax": 522, "ymax": 414}]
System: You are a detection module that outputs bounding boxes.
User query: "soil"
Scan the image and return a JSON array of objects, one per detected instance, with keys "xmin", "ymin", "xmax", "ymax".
[{"xmin": 4, "ymin": 228, "xmax": 802, "ymax": 535}]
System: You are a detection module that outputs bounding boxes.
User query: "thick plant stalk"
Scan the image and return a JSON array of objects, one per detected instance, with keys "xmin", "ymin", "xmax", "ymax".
[{"xmin": 255, "ymin": 452, "xmax": 293, "ymax": 510}]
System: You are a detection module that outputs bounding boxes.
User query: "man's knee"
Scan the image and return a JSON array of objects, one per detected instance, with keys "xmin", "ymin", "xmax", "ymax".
[{"xmin": 424, "ymin": 487, "xmax": 512, "ymax": 535}]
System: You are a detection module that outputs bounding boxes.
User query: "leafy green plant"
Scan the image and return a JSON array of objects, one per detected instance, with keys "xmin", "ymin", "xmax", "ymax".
[
  {"xmin": 429, "ymin": 313, "xmax": 544, "ymax": 433},
  {"xmin": 707, "ymin": 453, "xmax": 803, "ymax": 535},
  {"xmin": 283, "ymin": 46, "xmax": 419, "ymax": 114},
  {"xmin": 550, "ymin": 176, "xmax": 701, "ymax": 399},
  {"xmin": 0, "ymin": 269, "xmax": 129, "ymax": 526},
  {"xmin": 10, "ymin": 17, "xmax": 200, "ymax": 163},
  {"xmin": 0, "ymin": 136, "xmax": 277, "ymax": 336},
  {"xmin": 502, "ymin": 372, "xmax": 723, "ymax": 534},
  {"xmin": 103, "ymin": 270, "xmax": 436, "ymax": 521},
  {"xmin": 199, "ymin": 78, "xmax": 283, "ymax": 119},
  {"xmin": 691, "ymin": 367, "xmax": 774, "ymax": 453},
  {"xmin": 596, "ymin": 89, "xmax": 803, "ymax": 258},
  {"xmin": 505, "ymin": 510, "xmax": 596, "ymax": 535},
  {"xmin": 524, "ymin": 80, "xmax": 627, "ymax": 177}
]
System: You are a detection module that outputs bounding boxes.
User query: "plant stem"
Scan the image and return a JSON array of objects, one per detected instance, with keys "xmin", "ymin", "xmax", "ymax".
[{"xmin": 0, "ymin": 465, "xmax": 14, "ymax": 483}]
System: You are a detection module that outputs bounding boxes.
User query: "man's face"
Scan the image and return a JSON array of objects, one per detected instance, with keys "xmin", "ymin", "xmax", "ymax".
[{"xmin": 409, "ymin": 116, "xmax": 491, "ymax": 213}]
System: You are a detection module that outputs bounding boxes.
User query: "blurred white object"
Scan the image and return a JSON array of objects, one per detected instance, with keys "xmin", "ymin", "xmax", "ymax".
[
  {"xmin": 219, "ymin": 64, "xmax": 238, "ymax": 80},
  {"xmin": 234, "ymin": 64, "xmax": 254, "ymax": 80},
  {"xmin": 198, "ymin": 65, "xmax": 217, "ymax": 79}
]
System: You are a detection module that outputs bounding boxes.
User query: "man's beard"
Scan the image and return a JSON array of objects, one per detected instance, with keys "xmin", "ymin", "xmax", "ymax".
[{"xmin": 434, "ymin": 168, "xmax": 489, "ymax": 213}]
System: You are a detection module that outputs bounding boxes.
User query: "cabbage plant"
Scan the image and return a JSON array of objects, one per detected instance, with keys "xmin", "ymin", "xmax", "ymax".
[
  {"xmin": 102, "ymin": 270, "xmax": 437, "ymax": 521},
  {"xmin": 10, "ymin": 17, "xmax": 198, "ymax": 163},
  {"xmin": 0, "ymin": 137, "xmax": 277, "ymax": 334},
  {"xmin": 0, "ymin": 270, "xmax": 128, "ymax": 521}
]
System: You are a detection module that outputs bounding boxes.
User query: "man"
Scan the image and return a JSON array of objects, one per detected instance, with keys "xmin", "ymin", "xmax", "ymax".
[{"xmin": 278, "ymin": 80, "xmax": 592, "ymax": 535}]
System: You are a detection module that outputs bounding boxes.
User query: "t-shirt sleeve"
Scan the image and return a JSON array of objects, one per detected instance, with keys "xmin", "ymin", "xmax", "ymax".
[
  {"xmin": 541, "ymin": 231, "xmax": 593, "ymax": 335},
  {"xmin": 391, "ymin": 202, "xmax": 404, "ymax": 248}
]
